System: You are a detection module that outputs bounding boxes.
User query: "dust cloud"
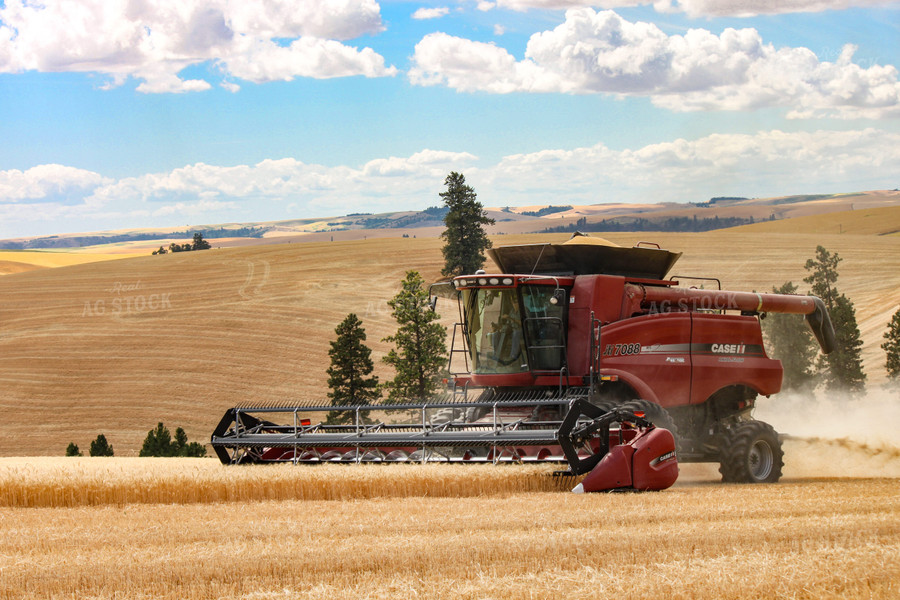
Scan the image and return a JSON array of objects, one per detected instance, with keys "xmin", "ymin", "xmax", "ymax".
[{"xmin": 755, "ymin": 388, "xmax": 900, "ymax": 479}]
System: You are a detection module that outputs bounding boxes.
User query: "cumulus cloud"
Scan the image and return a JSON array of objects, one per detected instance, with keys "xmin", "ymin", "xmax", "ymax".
[
  {"xmin": 0, "ymin": 0, "xmax": 395, "ymax": 93},
  {"xmin": 412, "ymin": 7, "xmax": 451, "ymax": 19},
  {"xmin": 409, "ymin": 8, "xmax": 900, "ymax": 118},
  {"xmin": 4, "ymin": 129, "xmax": 899, "ymax": 238},
  {"xmin": 0, "ymin": 165, "xmax": 111, "ymax": 203},
  {"xmin": 491, "ymin": 0, "xmax": 897, "ymax": 17},
  {"xmin": 480, "ymin": 128, "xmax": 900, "ymax": 203}
]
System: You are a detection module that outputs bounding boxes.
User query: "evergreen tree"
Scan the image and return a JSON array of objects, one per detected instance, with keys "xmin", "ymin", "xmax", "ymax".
[
  {"xmin": 763, "ymin": 282, "xmax": 817, "ymax": 392},
  {"xmin": 803, "ymin": 246, "xmax": 866, "ymax": 393},
  {"xmin": 382, "ymin": 271, "xmax": 448, "ymax": 403},
  {"xmin": 326, "ymin": 313, "xmax": 380, "ymax": 424},
  {"xmin": 65, "ymin": 442, "xmax": 82, "ymax": 457},
  {"xmin": 881, "ymin": 306, "xmax": 900, "ymax": 381},
  {"xmin": 140, "ymin": 423, "xmax": 207, "ymax": 457},
  {"xmin": 140, "ymin": 422, "xmax": 174, "ymax": 457},
  {"xmin": 89, "ymin": 434, "xmax": 114, "ymax": 457},
  {"xmin": 192, "ymin": 232, "xmax": 211, "ymax": 250},
  {"xmin": 439, "ymin": 172, "xmax": 495, "ymax": 277}
]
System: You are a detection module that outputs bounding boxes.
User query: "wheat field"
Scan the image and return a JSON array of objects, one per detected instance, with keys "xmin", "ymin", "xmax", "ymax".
[{"xmin": 0, "ymin": 461, "xmax": 897, "ymax": 599}]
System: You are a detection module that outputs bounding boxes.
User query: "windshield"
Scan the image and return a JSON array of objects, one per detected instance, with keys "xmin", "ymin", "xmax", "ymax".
[{"xmin": 464, "ymin": 288, "xmax": 528, "ymax": 374}]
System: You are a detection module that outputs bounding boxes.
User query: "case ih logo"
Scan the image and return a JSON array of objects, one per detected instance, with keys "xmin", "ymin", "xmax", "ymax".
[{"xmin": 711, "ymin": 343, "xmax": 746, "ymax": 354}]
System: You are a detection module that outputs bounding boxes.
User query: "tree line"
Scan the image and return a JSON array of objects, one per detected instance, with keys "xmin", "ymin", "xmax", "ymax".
[
  {"xmin": 66, "ymin": 423, "xmax": 207, "ymax": 457},
  {"xmin": 542, "ymin": 214, "xmax": 763, "ymax": 234},
  {"xmin": 764, "ymin": 245, "xmax": 900, "ymax": 393},
  {"xmin": 152, "ymin": 232, "xmax": 212, "ymax": 255}
]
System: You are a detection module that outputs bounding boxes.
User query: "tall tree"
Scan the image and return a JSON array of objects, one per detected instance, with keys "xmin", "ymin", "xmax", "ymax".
[
  {"xmin": 382, "ymin": 271, "xmax": 448, "ymax": 403},
  {"xmin": 803, "ymin": 246, "xmax": 866, "ymax": 393},
  {"xmin": 881, "ymin": 306, "xmax": 900, "ymax": 381},
  {"xmin": 440, "ymin": 172, "xmax": 495, "ymax": 277},
  {"xmin": 763, "ymin": 282, "xmax": 818, "ymax": 392},
  {"xmin": 326, "ymin": 313, "xmax": 380, "ymax": 424}
]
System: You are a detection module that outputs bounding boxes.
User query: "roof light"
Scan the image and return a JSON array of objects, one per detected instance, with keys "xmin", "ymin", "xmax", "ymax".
[
  {"xmin": 503, "ymin": 278, "xmax": 513, "ymax": 285},
  {"xmin": 489, "ymin": 278, "xmax": 499, "ymax": 285},
  {"xmin": 478, "ymin": 278, "xmax": 487, "ymax": 285}
]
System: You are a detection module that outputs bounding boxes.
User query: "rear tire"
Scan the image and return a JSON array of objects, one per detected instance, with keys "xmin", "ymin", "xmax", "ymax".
[{"xmin": 718, "ymin": 421, "xmax": 783, "ymax": 483}]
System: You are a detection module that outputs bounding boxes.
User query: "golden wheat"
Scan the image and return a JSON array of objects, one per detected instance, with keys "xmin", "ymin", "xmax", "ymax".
[
  {"xmin": 0, "ymin": 477, "xmax": 897, "ymax": 599},
  {"xmin": 0, "ymin": 458, "xmax": 579, "ymax": 508}
]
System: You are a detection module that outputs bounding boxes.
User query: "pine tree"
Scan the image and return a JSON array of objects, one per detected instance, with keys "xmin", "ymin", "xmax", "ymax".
[
  {"xmin": 139, "ymin": 423, "xmax": 207, "ymax": 457},
  {"xmin": 140, "ymin": 422, "xmax": 174, "ymax": 457},
  {"xmin": 65, "ymin": 442, "xmax": 82, "ymax": 457},
  {"xmin": 881, "ymin": 306, "xmax": 900, "ymax": 381},
  {"xmin": 803, "ymin": 246, "xmax": 866, "ymax": 393},
  {"xmin": 763, "ymin": 282, "xmax": 817, "ymax": 392},
  {"xmin": 192, "ymin": 232, "xmax": 211, "ymax": 250},
  {"xmin": 440, "ymin": 172, "xmax": 495, "ymax": 277},
  {"xmin": 382, "ymin": 271, "xmax": 448, "ymax": 403},
  {"xmin": 89, "ymin": 434, "xmax": 114, "ymax": 457},
  {"xmin": 326, "ymin": 313, "xmax": 380, "ymax": 424}
]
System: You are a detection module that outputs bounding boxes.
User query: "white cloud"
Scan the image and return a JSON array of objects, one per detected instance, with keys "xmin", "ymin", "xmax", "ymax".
[
  {"xmin": 0, "ymin": 165, "xmax": 111, "ymax": 203},
  {"xmin": 4, "ymin": 129, "xmax": 899, "ymax": 238},
  {"xmin": 412, "ymin": 7, "xmax": 451, "ymax": 20},
  {"xmin": 0, "ymin": 0, "xmax": 395, "ymax": 93},
  {"xmin": 481, "ymin": 128, "xmax": 900, "ymax": 203},
  {"xmin": 409, "ymin": 8, "xmax": 900, "ymax": 118},
  {"xmin": 665, "ymin": 0, "xmax": 897, "ymax": 18},
  {"xmin": 492, "ymin": 0, "xmax": 898, "ymax": 17}
]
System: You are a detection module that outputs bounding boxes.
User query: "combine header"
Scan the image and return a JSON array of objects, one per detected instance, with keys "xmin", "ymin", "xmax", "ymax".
[{"xmin": 211, "ymin": 233, "xmax": 835, "ymax": 491}]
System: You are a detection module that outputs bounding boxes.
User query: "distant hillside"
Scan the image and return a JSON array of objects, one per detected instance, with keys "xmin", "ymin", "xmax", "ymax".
[
  {"xmin": 728, "ymin": 205, "xmax": 900, "ymax": 236},
  {"xmin": 2, "ymin": 189, "xmax": 898, "ymax": 253},
  {"xmin": 0, "ymin": 226, "xmax": 268, "ymax": 250}
]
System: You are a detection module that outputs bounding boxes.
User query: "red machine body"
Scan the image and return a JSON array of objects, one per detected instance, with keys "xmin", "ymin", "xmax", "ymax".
[{"xmin": 442, "ymin": 235, "xmax": 835, "ymax": 482}]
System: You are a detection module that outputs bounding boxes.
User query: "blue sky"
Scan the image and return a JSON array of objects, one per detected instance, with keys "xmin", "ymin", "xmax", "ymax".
[{"xmin": 1, "ymin": 0, "xmax": 899, "ymax": 238}]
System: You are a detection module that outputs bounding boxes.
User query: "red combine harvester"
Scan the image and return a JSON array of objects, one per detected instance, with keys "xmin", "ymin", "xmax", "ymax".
[{"xmin": 211, "ymin": 234, "xmax": 835, "ymax": 492}]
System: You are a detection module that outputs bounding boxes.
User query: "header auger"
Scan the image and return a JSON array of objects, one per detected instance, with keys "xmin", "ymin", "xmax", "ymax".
[{"xmin": 211, "ymin": 233, "xmax": 835, "ymax": 492}]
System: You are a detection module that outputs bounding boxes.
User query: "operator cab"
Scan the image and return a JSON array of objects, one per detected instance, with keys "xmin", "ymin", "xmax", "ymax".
[{"xmin": 452, "ymin": 275, "xmax": 573, "ymax": 380}]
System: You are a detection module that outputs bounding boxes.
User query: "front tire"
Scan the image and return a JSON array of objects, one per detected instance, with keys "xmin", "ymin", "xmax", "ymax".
[{"xmin": 718, "ymin": 420, "xmax": 784, "ymax": 483}]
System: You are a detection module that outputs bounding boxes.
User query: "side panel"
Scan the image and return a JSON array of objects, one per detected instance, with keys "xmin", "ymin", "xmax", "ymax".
[
  {"xmin": 599, "ymin": 313, "xmax": 693, "ymax": 409},
  {"xmin": 568, "ymin": 275, "xmax": 625, "ymax": 378},
  {"xmin": 689, "ymin": 313, "xmax": 782, "ymax": 403}
]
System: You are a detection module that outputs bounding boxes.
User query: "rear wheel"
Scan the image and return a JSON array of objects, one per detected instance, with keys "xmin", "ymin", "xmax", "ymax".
[{"xmin": 718, "ymin": 421, "xmax": 783, "ymax": 483}]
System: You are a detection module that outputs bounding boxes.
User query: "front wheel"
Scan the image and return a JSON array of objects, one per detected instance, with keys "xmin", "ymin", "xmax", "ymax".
[{"xmin": 718, "ymin": 420, "xmax": 784, "ymax": 483}]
